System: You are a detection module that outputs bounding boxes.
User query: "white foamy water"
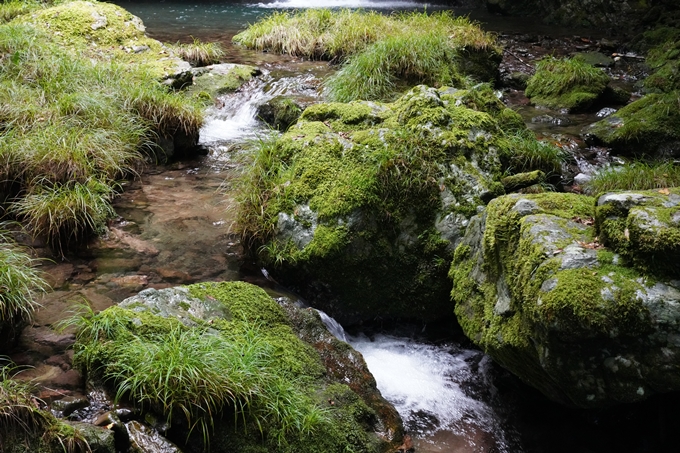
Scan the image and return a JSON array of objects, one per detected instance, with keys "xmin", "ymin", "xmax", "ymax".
[
  {"xmin": 350, "ymin": 333, "xmax": 514, "ymax": 452},
  {"xmin": 256, "ymin": 0, "xmax": 429, "ymax": 9},
  {"xmin": 199, "ymin": 70, "xmax": 321, "ymax": 145}
]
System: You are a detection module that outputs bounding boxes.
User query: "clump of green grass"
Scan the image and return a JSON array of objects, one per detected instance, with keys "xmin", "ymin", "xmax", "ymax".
[
  {"xmin": 525, "ymin": 56, "xmax": 610, "ymax": 112},
  {"xmin": 169, "ymin": 37, "xmax": 224, "ymax": 66},
  {"xmin": 584, "ymin": 161, "xmax": 680, "ymax": 194},
  {"xmin": 10, "ymin": 178, "xmax": 117, "ymax": 248},
  {"xmin": 0, "ymin": 358, "xmax": 90, "ymax": 452},
  {"xmin": 0, "ymin": 0, "xmax": 40, "ymax": 24},
  {"xmin": 0, "ymin": 226, "xmax": 46, "ymax": 342},
  {"xmin": 235, "ymin": 10, "xmax": 500, "ymax": 101},
  {"xmin": 69, "ymin": 303, "xmax": 329, "ymax": 445},
  {"xmin": 499, "ymin": 134, "xmax": 568, "ymax": 176},
  {"xmin": 0, "ymin": 10, "xmax": 203, "ymax": 249}
]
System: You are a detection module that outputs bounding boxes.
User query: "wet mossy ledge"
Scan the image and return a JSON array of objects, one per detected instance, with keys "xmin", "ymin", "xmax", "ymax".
[
  {"xmin": 68, "ymin": 281, "xmax": 403, "ymax": 453},
  {"xmin": 0, "ymin": 0, "xmax": 210, "ymax": 249},
  {"xmin": 233, "ymin": 9, "xmax": 501, "ymax": 102},
  {"xmin": 236, "ymin": 84, "xmax": 567, "ymax": 325},
  {"xmin": 451, "ymin": 192, "xmax": 680, "ymax": 408}
]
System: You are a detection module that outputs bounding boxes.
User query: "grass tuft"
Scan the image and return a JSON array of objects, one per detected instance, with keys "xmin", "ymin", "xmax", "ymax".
[
  {"xmin": 235, "ymin": 10, "xmax": 500, "ymax": 101},
  {"xmin": 0, "ymin": 12, "xmax": 203, "ymax": 248},
  {"xmin": 0, "ymin": 226, "xmax": 46, "ymax": 338},
  {"xmin": 584, "ymin": 161, "xmax": 680, "ymax": 194},
  {"xmin": 525, "ymin": 56, "xmax": 610, "ymax": 111},
  {"xmin": 169, "ymin": 37, "xmax": 224, "ymax": 66}
]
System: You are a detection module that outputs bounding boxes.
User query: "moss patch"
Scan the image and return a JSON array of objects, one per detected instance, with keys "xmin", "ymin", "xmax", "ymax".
[
  {"xmin": 237, "ymin": 84, "xmax": 557, "ymax": 324},
  {"xmin": 450, "ymin": 192, "xmax": 662, "ymax": 407},
  {"xmin": 525, "ymin": 56, "xmax": 611, "ymax": 112}
]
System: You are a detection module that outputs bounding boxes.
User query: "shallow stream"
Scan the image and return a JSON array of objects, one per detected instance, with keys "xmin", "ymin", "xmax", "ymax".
[{"xmin": 20, "ymin": 1, "xmax": 675, "ymax": 451}]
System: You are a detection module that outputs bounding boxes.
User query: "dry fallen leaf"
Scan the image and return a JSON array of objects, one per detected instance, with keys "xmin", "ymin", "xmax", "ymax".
[
  {"xmin": 624, "ymin": 228, "xmax": 630, "ymax": 240},
  {"xmin": 659, "ymin": 188, "xmax": 670, "ymax": 195}
]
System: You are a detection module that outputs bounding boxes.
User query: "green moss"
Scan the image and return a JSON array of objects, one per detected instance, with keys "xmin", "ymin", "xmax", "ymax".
[
  {"xmin": 525, "ymin": 56, "xmax": 610, "ymax": 112},
  {"xmin": 586, "ymin": 92, "xmax": 680, "ymax": 156},
  {"xmin": 238, "ymin": 85, "xmax": 571, "ymax": 323}
]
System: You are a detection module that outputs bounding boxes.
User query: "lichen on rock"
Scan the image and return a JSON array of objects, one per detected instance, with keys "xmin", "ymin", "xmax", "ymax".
[{"xmin": 451, "ymin": 192, "xmax": 680, "ymax": 408}]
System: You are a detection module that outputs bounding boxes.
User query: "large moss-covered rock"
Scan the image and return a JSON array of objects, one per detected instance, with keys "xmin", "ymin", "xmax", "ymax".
[
  {"xmin": 451, "ymin": 192, "xmax": 680, "ymax": 408},
  {"xmin": 75, "ymin": 282, "xmax": 403, "ymax": 453},
  {"xmin": 16, "ymin": 1, "xmax": 185, "ymax": 79},
  {"xmin": 582, "ymin": 92, "xmax": 680, "ymax": 158},
  {"xmin": 238, "ymin": 84, "xmax": 536, "ymax": 325}
]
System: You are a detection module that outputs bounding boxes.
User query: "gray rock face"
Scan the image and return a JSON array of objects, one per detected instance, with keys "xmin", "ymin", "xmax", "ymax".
[{"xmin": 451, "ymin": 192, "xmax": 680, "ymax": 408}]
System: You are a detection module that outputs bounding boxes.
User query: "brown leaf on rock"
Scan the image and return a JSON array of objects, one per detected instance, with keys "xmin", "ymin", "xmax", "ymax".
[
  {"xmin": 659, "ymin": 188, "xmax": 671, "ymax": 195},
  {"xmin": 572, "ymin": 216, "xmax": 595, "ymax": 226}
]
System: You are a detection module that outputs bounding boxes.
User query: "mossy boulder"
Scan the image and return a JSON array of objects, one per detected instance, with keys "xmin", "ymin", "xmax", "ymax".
[
  {"xmin": 188, "ymin": 63, "xmax": 260, "ymax": 98},
  {"xmin": 525, "ymin": 56, "xmax": 612, "ymax": 112},
  {"xmin": 256, "ymin": 96, "xmax": 304, "ymax": 131},
  {"xmin": 238, "ymin": 84, "xmax": 542, "ymax": 325},
  {"xmin": 595, "ymin": 189, "xmax": 680, "ymax": 278},
  {"xmin": 73, "ymin": 281, "xmax": 403, "ymax": 453},
  {"xmin": 17, "ymin": 0, "xmax": 186, "ymax": 79},
  {"xmin": 582, "ymin": 92, "xmax": 680, "ymax": 158},
  {"xmin": 638, "ymin": 27, "xmax": 680, "ymax": 94},
  {"xmin": 451, "ymin": 192, "xmax": 680, "ymax": 408}
]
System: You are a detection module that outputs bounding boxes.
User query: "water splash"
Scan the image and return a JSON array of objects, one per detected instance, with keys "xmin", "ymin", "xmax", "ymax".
[
  {"xmin": 317, "ymin": 310, "xmax": 350, "ymax": 343},
  {"xmin": 350, "ymin": 333, "xmax": 516, "ymax": 452}
]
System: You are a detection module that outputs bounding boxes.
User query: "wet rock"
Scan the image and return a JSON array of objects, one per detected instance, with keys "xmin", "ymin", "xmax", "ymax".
[
  {"xmin": 188, "ymin": 63, "xmax": 259, "ymax": 97},
  {"xmin": 582, "ymin": 93, "xmax": 680, "ymax": 158},
  {"xmin": 126, "ymin": 421, "xmax": 182, "ymax": 453},
  {"xmin": 501, "ymin": 170, "xmax": 545, "ymax": 192},
  {"xmin": 256, "ymin": 95, "xmax": 303, "ymax": 131},
  {"xmin": 451, "ymin": 192, "xmax": 680, "ymax": 408},
  {"xmin": 573, "ymin": 173, "xmax": 592, "ymax": 185},
  {"xmin": 51, "ymin": 395, "xmax": 89, "ymax": 417},
  {"xmin": 574, "ymin": 51, "xmax": 614, "ymax": 68},
  {"xmin": 69, "ymin": 421, "xmax": 117, "ymax": 453}
]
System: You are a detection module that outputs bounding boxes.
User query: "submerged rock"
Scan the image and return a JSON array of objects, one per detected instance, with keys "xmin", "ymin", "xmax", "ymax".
[
  {"xmin": 75, "ymin": 282, "xmax": 403, "ymax": 453},
  {"xmin": 451, "ymin": 192, "xmax": 680, "ymax": 408},
  {"xmin": 238, "ymin": 84, "xmax": 549, "ymax": 325}
]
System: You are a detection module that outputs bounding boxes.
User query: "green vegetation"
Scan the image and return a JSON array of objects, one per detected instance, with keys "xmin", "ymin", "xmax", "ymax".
[
  {"xmin": 584, "ymin": 92, "xmax": 680, "ymax": 157},
  {"xmin": 525, "ymin": 56, "xmax": 611, "ymax": 112},
  {"xmin": 69, "ymin": 282, "xmax": 390, "ymax": 451},
  {"xmin": 450, "ymin": 193, "xmax": 659, "ymax": 406},
  {"xmin": 637, "ymin": 27, "xmax": 680, "ymax": 93},
  {"xmin": 0, "ymin": 359, "xmax": 90, "ymax": 453},
  {"xmin": 0, "ymin": 1, "xmax": 203, "ymax": 248},
  {"xmin": 235, "ymin": 85, "xmax": 562, "ymax": 323},
  {"xmin": 584, "ymin": 161, "xmax": 680, "ymax": 194},
  {"xmin": 169, "ymin": 38, "xmax": 225, "ymax": 66},
  {"xmin": 0, "ymin": 227, "xmax": 46, "ymax": 345},
  {"xmin": 234, "ymin": 9, "xmax": 501, "ymax": 101}
]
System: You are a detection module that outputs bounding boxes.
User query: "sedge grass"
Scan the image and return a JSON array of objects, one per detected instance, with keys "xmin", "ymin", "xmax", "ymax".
[
  {"xmin": 169, "ymin": 37, "xmax": 224, "ymax": 67},
  {"xmin": 525, "ymin": 56, "xmax": 610, "ymax": 111},
  {"xmin": 500, "ymin": 134, "xmax": 568, "ymax": 176},
  {"xmin": 0, "ymin": 226, "xmax": 46, "ymax": 333},
  {"xmin": 235, "ymin": 10, "xmax": 499, "ymax": 101},
  {"xmin": 0, "ymin": 18, "xmax": 203, "ymax": 247},
  {"xmin": 584, "ymin": 161, "xmax": 680, "ymax": 194},
  {"xmin": 69, "ymin": 306, "xmax": 329, "ymax": 446}
]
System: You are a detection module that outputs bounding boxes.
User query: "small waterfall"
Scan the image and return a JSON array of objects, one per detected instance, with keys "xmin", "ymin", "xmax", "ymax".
[
  {"xmin": 199, "ymin": 69, "xmax": 322, "ymax": 146},
  {"xmin": 316, "ymin": 310, "xmax": 350, "ymax": 343},
  {"xmin": 350, "ymin": 333, "xmax": 516, "ymax": 452}
]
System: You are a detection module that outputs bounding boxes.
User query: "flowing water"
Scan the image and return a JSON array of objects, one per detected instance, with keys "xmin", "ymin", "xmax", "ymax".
[{"xmin": 22, "ymin": 1, "xmax": 673, "ymax": 451}]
